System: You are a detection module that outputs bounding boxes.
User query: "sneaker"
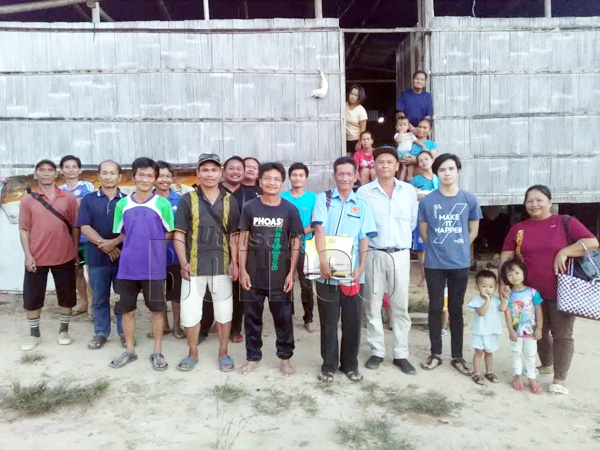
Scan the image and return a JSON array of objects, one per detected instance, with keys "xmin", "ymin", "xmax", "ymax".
[
  {"xmin": 441, "ymin": 328, "xmax": 449, "ymax": 337},
  {"xmin": 57, "ymin": 331, "xmax": 72, "ymax": 345},
  {"xmin": 21, "ymin": 336, "xmax": 41, "ymax": 351}
]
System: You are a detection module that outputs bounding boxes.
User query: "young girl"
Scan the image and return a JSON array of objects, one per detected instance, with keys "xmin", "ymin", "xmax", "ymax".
[
  {"xmin": 353, "ymin": 130, "xmax": 376, "ymax": 185},
  {"xmin": 394, "ymin": 116, "xmax": 416, "ymax": 181},
  {"xmin": 500, "ymin": 258, "xmax": 544, "ymax": 394},
  {"xmin": 400, "ymin": 118, "xmax": 438, "ymax": 180},
  {"xmin": 410, "ymin": 151, "xmax": 439, "ymax": 287},
  {"xmin": 468, "ymin": 270, "xmax": 504, "ymax": 385}
]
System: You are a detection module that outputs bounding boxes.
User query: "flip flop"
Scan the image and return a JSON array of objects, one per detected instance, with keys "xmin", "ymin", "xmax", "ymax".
[
  {"xmin": 512, "ymin": 378, "xmax": 525, "ymax": 391},
  {"xmin": 318, "ymin": 372, "xmax": 334, "ymax": 383},
  {"xmin": 344, "ymin": 370, "xmax": 363, "ymax": 382},
  {"xmin": 219, "ymin": 355, "xmax": 235, "ymax": 372},
  {"xmin": 87, "ymin": 335, "xmax": 107, "ymax": 350},
  {"xmin": 529, "ymin": 382, "xmax": 543, "ymax": 395},
  {"xmin": 421, "ymin": 355, "xmax": 443, "ymax": 371},
  {"xmin": 150, "ymin": 353, "xmax": 168, "ymax": 371},
  {"xmin": 231, "ymin": 333, "xmax": 244, "ymax": 343},
  {"xmin": 173, "ymin": 327, "xmax": 186, "ymax": 340},
  {"xmin": 109, "ymin": 351, "xmax": 138, "ymax": 368},
  {"xmin": 177, "ymin": 356, "xmax": 198, "ymax": 372}
]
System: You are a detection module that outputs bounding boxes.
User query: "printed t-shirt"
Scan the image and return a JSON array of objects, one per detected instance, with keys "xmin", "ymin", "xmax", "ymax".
[
  {"xmin": 238, "ymin": 197, "xmax": 304, "ymax": 290},
  {"xmin": 280, "ymin": 190, "xmax": 317, "ymax": 247},
  {"xmin": 396, "ymin": 89, "xmax": 433, "ymax": 127},
  {"xmin": 174, "ymin": 188, "xmax": 240, "ymax": 276},
  {"xmin": 60, "ymin": 180, "xmax": 95, "ymax": 244},
  {"xmin": 353, "ymin": 150, "xmax": 374, "ymax": 174},
  {"xmin": 345, "ymin": 103, "xmax": 368, "ymax": 141},
  {"xmin": 113, "ymin": 194, "xmax": 174, "ymax": 281},
  {"xmin": 502, "ymin": 214, "xmax": 594, "ymax": 300},
  {"xmin": 508, "ymin": 287, "xmax": 544, "ymax": 337},
  {"xmin": 418, "ymin": 189, "xmax": 482, "ymax": 269},
  {"xmin": 410, "ymin": 139, "xmax": 438, "ymax": 157},
  {"xmin": 19, "ymin": 187, "xmax": 78, "ymax": 266},
  {"xmin": 468, "ymin": 295, "xmax": 503, "ymax": 336}
]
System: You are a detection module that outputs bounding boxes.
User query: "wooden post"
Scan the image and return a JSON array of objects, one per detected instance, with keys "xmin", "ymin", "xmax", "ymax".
[
  {"xmin": 203, "ymin": 0, "xmax": 210, "ymax": 20},
  {"xmin": 544, "ymin": 0, "xmax": 552, "ymax": 18},
  {"xmin": 241, "ymin": 0, "xmax": 248, "ymax": 19},
  {"xmin": 0, "ymin": 0, "xmax": 88, "ymax": 15},
  {"xmin": 314, "ymin": 0, "xmax": 323, "ymax": 19},
  {"xmin": 91, "ymin": 1, "xmax": 100, "ymax": 23}
]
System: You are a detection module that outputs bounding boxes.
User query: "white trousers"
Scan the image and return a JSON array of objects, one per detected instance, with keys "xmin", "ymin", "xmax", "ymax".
[
  {"xmin": 511, "ymin": 337, "xmax": 538, "ymax": 379},
  {"xmin": 180, "ymin": 275, "xmax": 233, "ymax": 327},
  {"xmin": 363, "ymin": 249, "xmax": 411, "ymax": 359}
]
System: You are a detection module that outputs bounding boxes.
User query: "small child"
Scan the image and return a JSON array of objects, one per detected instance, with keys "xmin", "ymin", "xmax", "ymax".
[
  {"xmin": 353, "ymin": 130, "xmax": 376, "ymax": 185},
  {"xmin": 394, "ymin": 116, "xmax": 416, "ymax": 181},
  {"xmin": 500, "ymin": 258, "xmax": 544, "ymax": 394},
  {"xmin": 400, "ymin": 118, "xmax": 438, "ymax": 181},
  {"xmin": 468, "ymin": 270, "xmax": 505, "ymax": 385}
]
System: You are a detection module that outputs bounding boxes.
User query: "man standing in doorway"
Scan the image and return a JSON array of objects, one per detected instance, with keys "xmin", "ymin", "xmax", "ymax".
[
  {"xmin": 173, "ymin": 153, "xmax": 240, "ymax": 372},
  {"xmin": 357, "ymin": 147, "xmax": 418, "ymax": 374},
  {"xmin": 19, "ymin": 159, "xmax": 79, "ymax": 351},
  {"xmin": 59, "ymin": 155, "xmax": 95, "ymax": 316},
  {"xmin": 238, "ymin": 162, "xmax": 303, "ymax": 377},
  {"xmin": 418, "ymin": 153, "xmax": 482, "ymax": 375},
  {"xmin": 396, "ymin": 71, "xmax": 433, "ymax": 129},
  {"xmin": 109, "ymin": 157, "xmax": 174, "ymax": 371},
  {"xmin": 312, "ymin": 156, "xmax": 377, "ymax": 383},
  {"xmin": 281, "ymin": 162, "xmax": 317, "ymax": 333},
  {"xmin": 78, "ymin": 160, "xmax": 125, "ymax": 349}
]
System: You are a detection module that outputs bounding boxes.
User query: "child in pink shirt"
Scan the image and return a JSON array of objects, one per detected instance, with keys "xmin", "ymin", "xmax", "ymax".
[{"xmin": 353, "ymin": 130, "xmax": 376, "ymax": 185}]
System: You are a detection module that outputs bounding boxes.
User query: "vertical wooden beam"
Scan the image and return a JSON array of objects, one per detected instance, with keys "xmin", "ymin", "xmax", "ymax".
[
  {"xmin": 544, "ymin": 0, "xmax": 552, "ymax": 18},
  {"xmin": 339, "ymin": 30, "xmax": 346, "ymax": 157},
  {"xmin": 423, "ymin": 0, "xmax": 434, "ymax": 27},
  {"xmin": 203, "ymin": 0, "xmax": 210, "ymax": 20},
  {"xmin": 241, "ymin": 0, "xmax": 248, "ymax": 19},
  {"xmin": 91, "ymin": 1, "xmax": 100, "ymax": 23},
  {"xmin": 314, "ymin": 0, "xmax": 323, "ymax": 19}
]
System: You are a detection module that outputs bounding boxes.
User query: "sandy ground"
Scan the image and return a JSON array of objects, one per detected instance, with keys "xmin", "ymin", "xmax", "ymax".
[{"xmin": 1, "ymin": 262, "xmax": 600, "ymax": 450}]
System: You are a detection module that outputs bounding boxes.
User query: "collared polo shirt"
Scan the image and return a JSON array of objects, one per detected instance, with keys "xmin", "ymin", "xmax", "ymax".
[
  {"xmin": 357, "ymin": 178, "xmax": 418, "ymax": 250},
  {"xmin": 311, "ymin": 188, "xmax": 377, "ymax": 285},
  {"xmin": 60, "ymin": 179, "xmax": 95, "ymax": 244},
  {"xmin": 19, "ymin": 186, "xmax": 78, "ymax": 266},
  {"xmin": 175, "ymin": 187, "xmax": 240, "ymax": 276},
  {"xmin": 77, "ymin": 188, "xmax": 125, "ymax": 268}
]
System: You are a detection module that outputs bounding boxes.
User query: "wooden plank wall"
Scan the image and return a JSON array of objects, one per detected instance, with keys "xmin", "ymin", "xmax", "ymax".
[
  {"xmin": 0, "ymin": 19, "xmax": 343, "ymax": 192},
  {"xmin": 430, "ymin": 16, "xmax": 600, "ymax": 206}
]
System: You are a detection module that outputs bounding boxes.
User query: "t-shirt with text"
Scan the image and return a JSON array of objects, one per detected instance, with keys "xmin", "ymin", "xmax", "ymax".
[
  {"xmin": 508, "ymin": 287, "xmax": 544, "ymax": 337},
  {"xmin": 418, "ymin": 189, "xmax": 482, "ymax": 269},
  {"xmin": 113, "ymin": 194, "xmax": 174, "ymax": 281},
  {"xmin": 238, "ymin": 198, "xmax": 304, "ymax": 290}
]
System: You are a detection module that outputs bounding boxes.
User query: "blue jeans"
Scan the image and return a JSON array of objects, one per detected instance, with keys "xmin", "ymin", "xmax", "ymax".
[{"xmin": 90, "ymin": 265, "xmax": 122, "ymax": 338}]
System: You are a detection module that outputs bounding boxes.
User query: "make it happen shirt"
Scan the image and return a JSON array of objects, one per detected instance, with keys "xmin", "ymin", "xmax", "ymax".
[
  {"xmin": 418, "ymin": 189, "xmax": 482, "ymax": 269},
  {"xmin": 113, "ymin": 194, "xmax": 174, "ymax": 281}
]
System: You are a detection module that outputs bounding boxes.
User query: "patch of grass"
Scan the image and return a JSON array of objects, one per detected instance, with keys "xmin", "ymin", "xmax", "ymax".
[
  {"xmin": 593, "ymin": 419, "xmax": 600, "ymax": 442},
  {"xmin": 316, "ymin": 382, "xmax": 337, "ymax": 396},
  {"xmin": 20, "ymin": 352, "xmax": 45, "ymax": 364},
  {"xmin": 296, "ymin": 392, "xmax": 318, "ymax": 416},
  {"xmin": 212, "ymin": 383, "xmax": 248, "ymax": 404},
  {"xmin": 298, "ymin": 441, "xmax": 309, "ymax": 447},
  {"xmin": 253, "ymin": 388, "xmax": 293, "ymax": 416},
  {"xmin": 2, "ymin": 379, "xmax": 109, "ymax": 416},
  {"xmin": 336, "ymin": 419, "xmax": 411, "ymax": 450},
  {"xmin": 476, "ymin": 389, "xmax": 497, "ymax": 398},
  {"xmin": 408, "ymin": 301, "xmax": 428, "ymax": 313}
]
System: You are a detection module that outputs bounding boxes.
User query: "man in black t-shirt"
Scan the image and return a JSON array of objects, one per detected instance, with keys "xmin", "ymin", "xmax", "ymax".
[{"xmin": 238, "ymin": 162, "xmax": 303, "ymax": 377}]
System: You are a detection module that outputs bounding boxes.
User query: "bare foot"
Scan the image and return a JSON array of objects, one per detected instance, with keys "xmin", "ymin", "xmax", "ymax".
[
  {"xmin": 280, "ymin": 359, "xmax": 296, "ymax": 377},
  {"xmin": 417, "ymin": 279, "xmax": 425, "ymax": 288},
  {"xmin": 304, "ymin": 322, "xmax": 317, "ymax": 333},
  {"xmin": 238, "ymin": 361, "xmax": 259, "ymax": 375}
]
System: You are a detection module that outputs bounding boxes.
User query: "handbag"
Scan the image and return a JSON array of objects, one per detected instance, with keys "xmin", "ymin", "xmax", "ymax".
[
  {"xmin": 557, "ymin": 241, "xmax": 600, "ymax": 321},
  {"xmin": 561, "ymin": 215, "xmax": 600, "ymax": 281}
]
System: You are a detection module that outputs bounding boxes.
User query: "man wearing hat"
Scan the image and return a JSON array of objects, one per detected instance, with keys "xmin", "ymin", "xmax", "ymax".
[
  {"xmin": 173, "ymin": 153, "xmax": 240, "ymax": 372},
  {"xmin": 19, "ymin": 159, "xmax": 79, "ymax": 351},
  {"xmin": 357, "ymin": 147, "xmax": 418, "ymax": 374}
]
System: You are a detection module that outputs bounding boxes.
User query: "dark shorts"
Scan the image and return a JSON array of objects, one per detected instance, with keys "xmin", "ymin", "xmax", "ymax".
[
  {"xmin": 78, "ymin": 243, "xmax": 88, "ymax": 267},
  {"xmin": 23, "ymin": 260, "xmax": 77, "ymax": 311},
  {"xmin": 166, "ymin": 264, "xmax": 182, "ymax": 302},
  {"xmin": 114, "ymin": 279, "xmax": 167, "ymax": 315}
]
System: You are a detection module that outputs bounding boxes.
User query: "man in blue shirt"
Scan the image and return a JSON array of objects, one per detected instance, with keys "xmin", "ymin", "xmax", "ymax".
[
  {"xmin": 77, "ymin": 160, "xmax": 125, "ymax": 349},
  {"xmin": 418, "ymin": 153, "xmax": 482, "ymax": 375},
  {"xmin": 312, "ymin": 156, "xmax": 377, "ymax": 383},
  {"xmin": 396, "ymin": 71, "xmax": 433, "ymax": 128},
  {"xmin": 357, "ymin": 147, "xmax": 418, "ymax": 374},
  {"xmin": 281, "ymin": 162, "xmax": 318, "ymax": 333}
]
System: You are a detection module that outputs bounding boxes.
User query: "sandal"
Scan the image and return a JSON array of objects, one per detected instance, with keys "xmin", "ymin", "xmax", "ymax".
[
  {"xmin": 451, "ymin": 358, "xmax": 474, "ymax": 376},
  {"xmin": 345, "ymin": 370, "xmax": 363, "ymax": 382},
  {"xmin": 318, "ymin": 372, "xmax": 334, "ymax": 383},
  {"xmin": 472, "ymin": 374, "xmax": 485, "ymax": 385},
  {"xmin": 529, "ymin": 382, "xmax": 543, "ymax": 395},
  {"xmin": 150, "ymin": 353, "xmax": 168, "ymax": 371},
  {"xmin": 88, "ymin": 335, "xmax": 107, "ymax": 350},
  {"xmin": 421, "ymin": 355, "xmax": 443, "ymax": 371},
  {"xmin": 147, "ymin": 328, "xmax": 171, "ymax": 339},
  {"xmin": 549, "ymin": 383, "xmax": 569, "ymax": 396},
  {"xmin": 173, "ymin": 327, "xmax": 186, "ymax": 340},
  {"xmin": 512, "ymin": 378, "xmax": 525, "ymax": 391},
  {"xmin": 177, "ymin": 356, "xmax": 198, "ymax": 372},
  {"xmin": 231, "ymin": 333, "xmax": 244, "ymax": 343},
  {"xmin": 219, "ymin": 355, "xmax": 235, "ymax": 372},
  {"xmin": 109, "ymin": 351, "xmax": 138, "ymax": 368},
  {"xmin": 484, "ymin": 372, "xmax": 500, "ymax": 383}
]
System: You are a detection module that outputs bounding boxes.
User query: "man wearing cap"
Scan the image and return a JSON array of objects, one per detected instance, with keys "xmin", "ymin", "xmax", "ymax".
[
  {"xmin": 312, "ymin": 156, "xmax": 377, "ymax": 383},
  {"xmin": 19, "ymin": 159, "xmax": 79, "ymax": 351},
  {"xmin": 173, "ymin": 153, "xmax": 240, "ymax": 372},
  {"xmin": 357, "ymin": 147, "xmax": 418, "ymax": 374}
]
